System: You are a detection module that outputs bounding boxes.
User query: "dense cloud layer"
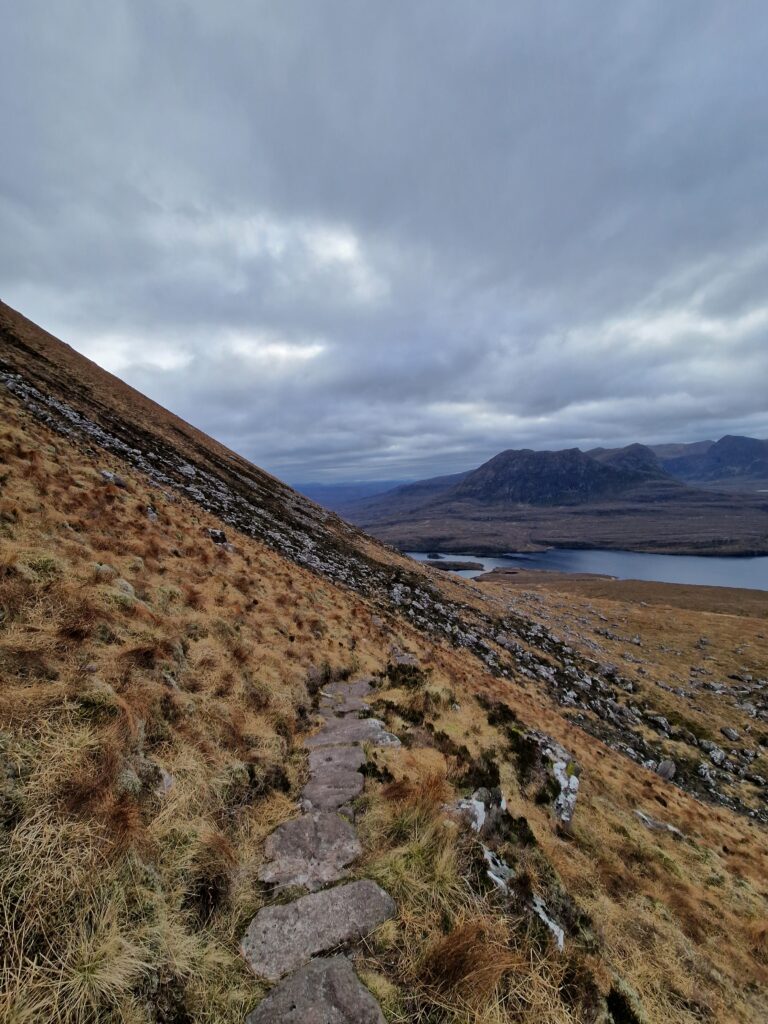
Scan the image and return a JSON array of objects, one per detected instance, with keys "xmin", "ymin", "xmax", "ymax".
[{"xmin": 3, "ymin": 2, "xmax": 768, "ymax": 481}]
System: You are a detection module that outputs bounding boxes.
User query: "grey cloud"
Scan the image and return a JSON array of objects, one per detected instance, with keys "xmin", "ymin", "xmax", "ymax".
[{"xmin": 2, "ymin": 1, "xmax": 768, "ymax": 482}]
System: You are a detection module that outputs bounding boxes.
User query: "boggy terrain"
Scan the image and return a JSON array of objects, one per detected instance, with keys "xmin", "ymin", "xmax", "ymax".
[{"xmin": 1, "ymin": 302, "xmax": 767, "ymax": 1024}]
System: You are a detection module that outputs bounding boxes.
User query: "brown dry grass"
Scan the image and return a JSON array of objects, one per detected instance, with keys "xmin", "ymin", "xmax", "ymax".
[
  {"xmin": 1, "ymin": 360, "xmax": 768, "ymax": 1022},
  {"xmin": 0, "ymin": 401, "xmax": 392, "ymax": 1022}
]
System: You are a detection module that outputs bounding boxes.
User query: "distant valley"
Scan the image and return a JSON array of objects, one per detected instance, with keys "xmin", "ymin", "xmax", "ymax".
[{"xmin": 313, "ymin": 438, "xmax": 768, "ymax": 556}]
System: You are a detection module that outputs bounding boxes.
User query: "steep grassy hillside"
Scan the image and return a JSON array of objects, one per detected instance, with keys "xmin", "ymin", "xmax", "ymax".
[{"xmin": 1, "ymin": 305, "xmax": 767, "ymax": 1024}]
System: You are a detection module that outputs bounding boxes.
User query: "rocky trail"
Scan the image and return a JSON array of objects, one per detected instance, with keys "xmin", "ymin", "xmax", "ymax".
[{"xmin": 240, "ymin": 678, "xmax": 401, "ymax": 1023}]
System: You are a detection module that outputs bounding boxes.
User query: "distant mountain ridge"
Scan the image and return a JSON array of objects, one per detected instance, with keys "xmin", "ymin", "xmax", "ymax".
[
  {"xmin": 335, "ymin": 435, "xmax": 768, "ymax": 556},
  {"xmin": 657, "ymin": 435, "xmax": 768, "ymax": 486},
  {"xmin": 451, "ymin": 444, "xmax": 678, "ymax": 506},
  {"xmin": 295, "ymin": 436, "xmax": 768, "ymax": 516}
]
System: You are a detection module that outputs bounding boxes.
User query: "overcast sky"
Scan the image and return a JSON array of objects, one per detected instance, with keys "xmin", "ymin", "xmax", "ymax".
[{"xmin": 3, "ymin": 2, "xmax": 768, "ymax": 482}]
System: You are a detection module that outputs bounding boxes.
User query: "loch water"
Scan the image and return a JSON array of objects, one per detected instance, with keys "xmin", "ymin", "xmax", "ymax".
[{"xmin": 406, "ymin": 548, "xmax": 768, "ymax": 591}]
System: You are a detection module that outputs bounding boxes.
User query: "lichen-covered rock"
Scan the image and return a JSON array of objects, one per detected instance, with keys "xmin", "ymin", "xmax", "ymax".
[
  {"xmin": 241, "ymin": 881, "xmax": 395, "ymax": 981},
  {"xmin": 305, "ymin": 717, "xmax": 400, "ymax": 749},
  {"xmin": 245, "ymin": 956, "xmax": 386, "ymax": 1024},
  {"xmin": 634, "ymin": 809, "xmax": 684, "ymax": 839},
  {"xmin": 521, "ymin": 730, "xmax": 581, "ymax": 830},
  {"xmin": 258, "ymin": 811, "xmax": 361, "ymax": 891},
  {"xmin": 301, "ymin": 770, "xmax": 364, "ymax": 811}
]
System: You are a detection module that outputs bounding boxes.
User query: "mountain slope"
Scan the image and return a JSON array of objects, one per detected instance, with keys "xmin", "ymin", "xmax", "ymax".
[
  {"xmin": 590, "ymin": 442, "xmax": 670, "ymax": 479},
  {"xmin": 661, "ymin": 434, "xmax": 768, "ymax": 487},
  {"xmin": 293, "ymin": 479, "xmax": 406, "ymax": 510},
  {"xmin": 451, "ymin": 445, "xmax": 679, "ymax": 506},
  {"xmin": 1, "ymin": 302, "xmax": 767, "ymax": 1024},
  {"xmin": 343, "ymin": 439, "xmax": 768, "ymax": 555}
]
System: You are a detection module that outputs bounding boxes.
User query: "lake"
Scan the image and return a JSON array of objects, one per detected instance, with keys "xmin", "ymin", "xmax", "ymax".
[{"xmin": 406, "ymin": 548, "xmax": 768, "ymax": 591}]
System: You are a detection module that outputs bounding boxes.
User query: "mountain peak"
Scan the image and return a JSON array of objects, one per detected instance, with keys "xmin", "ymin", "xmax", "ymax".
[{"xmin": 451, "ymin": 445, "xmax": 673, "ymax": 506}]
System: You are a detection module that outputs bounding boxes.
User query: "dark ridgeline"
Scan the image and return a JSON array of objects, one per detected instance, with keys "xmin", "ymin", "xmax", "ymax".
[{"xmin": 334, "ymin": 438, "xmax": 768, "ymax": 557}]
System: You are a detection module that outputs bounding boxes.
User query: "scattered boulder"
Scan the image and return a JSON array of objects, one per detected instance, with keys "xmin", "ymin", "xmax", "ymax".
[
  {"xmin": 389, "ymin": 646, "xmax": 418, "ymax": 667},
  {"xmin": 655, "ymin": 759, "xmax": 676, "ymax": 781},
  {"xmin": 531, "ymin": 893, "xmax": 565, "ymax": 950},
  {"xmin": 634, "ymin": 809, "xmax": 684, "ymax": 839},
  {"xmin": 205, "ymin": 528, "xmax": 228, "ymax": 545},
  {"xmin": 648, "ymin": 715, "xmax": 670, "ymax": 734},
  {"xmin": 721, "ymin": 726, "xmax": 740, "ymax": 742},
  {"xmin": 517, "ymin": 730, "xmax": 581, "ymax": 831},
  {"xmin": 92, "ymin": 562, "xmax": 117, "ymax": 581},
  {"xmin": 100, "ymin": 469, "xmax": 127, "ymax": 488}
]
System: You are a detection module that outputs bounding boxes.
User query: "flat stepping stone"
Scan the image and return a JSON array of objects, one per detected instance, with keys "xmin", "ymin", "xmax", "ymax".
[
  {"xmin": 305, "ymin": 717, "xmax": 400, "ymax": 749},
  {"xmin": 319, "ymin": 694, "xmax": 370, "ymax": 715},
  {"xmin": 258, "ymin": 811, "xmax": 361, "ymax": 891},
  {"xmin": 241, "ymin": 880, "xmax": 396, "ymax": 981},
  {"xmin": 324, "ymin": 678, "xmax": 374, "ymax": 699},
  {"xmin": 245, "ymin": 955, "xmax": 385, "ymax": 1024},
  {"xmin": 309, "ymin": 745, "xmax": 366, "ymax": 773},
  {"xmin": 302, "ymin": 770, "xmax": 364, "ymax": 810}
]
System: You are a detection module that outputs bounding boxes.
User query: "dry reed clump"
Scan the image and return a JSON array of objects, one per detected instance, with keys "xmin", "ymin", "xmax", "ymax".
[
  {"xmin": 357, "ymin": 772, "xmax": 580, "ymax": 1024},
  {"xmin": 0, "ymin": 417, "xmax": 367, "ymax": 1022},
  {"xmin": 3, "ymin": 384, "xmax": 768, "ymax": 1021}
]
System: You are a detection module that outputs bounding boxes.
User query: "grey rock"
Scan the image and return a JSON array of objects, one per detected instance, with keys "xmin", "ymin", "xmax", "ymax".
[
  {"xmin": 389, "ymin": 646, "xmax": 418, "ymax": 667},
  {"xmin": 115, "ymin": 578, "xmax": 135, "ymax": 597},
  {"xmin": 205, "ymin": 528, "xmax": 228, "ymax": 544},
  {"xmin": 325, "ymin": 678, "xmax": 374, "ymax": 700},
  {"xmin": 100, "ymin": 469, "xmax": 127, "ymax": 488},
  {"xmin": 241, "ymin": 881, "xmax": 396, "ymax": 981},
  {"xmin": 698, "ymin": 761, "xmax": 716, "ymax": 784},
  {"xmin": 305, "ymin": 717, "xmax": 400, "ymax": 749},
  {"xmin": 522, "ymin": 730, "xmax": 580, "ymax": 829},
  {"xmin": 319, "ymin": 694, "xmax": 370, "ymax": 715},
  {"xmin": 709, "ymin": 746, "xmax": 726, "ymax": 766},
  {"xmin": 245, "ymin": 956, "xmax": 385, "ymax": 1024},
  {"xmin": 309, "ymin": 745, "xmax": 367, "ymax": 774},
  {"xmin": 258, "ymin": 811, "xmax": 361, "ymax": 891},
  {"xmin": 634, "ymin": 809, "xmax": 684, "ymax": 839},
  {"xmin": 155, "ymin": 767, "xmax": 175, "ymax": 796},
  {"xmin": 721, "ymin": 726, "xmax": 740, "ymax": 742},
  {"xmin": 655, "ymin": 759, "xmax": 677, "ymax": 781},
  {"xmin": 93, "ymin": 562, "xmax": 117, "ymax": 581},
  {"xmin": 301, "ymin": 770, "xmax": 364, "ymax": 810}
]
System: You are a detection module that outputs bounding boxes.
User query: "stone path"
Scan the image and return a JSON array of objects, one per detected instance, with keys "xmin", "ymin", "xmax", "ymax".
[{"xmin": 242, "ymin": 677, "xmax": 400, "ymax": 1023}]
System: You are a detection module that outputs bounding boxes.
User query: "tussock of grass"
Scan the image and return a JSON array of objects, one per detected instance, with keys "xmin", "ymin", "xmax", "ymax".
[
  {"xmin": 357, "ymin": 772, "xmax": 578, "ymax": 1024},
  {"xmin": 2, "ymin": 382, "xmax": 768, "ymax": 1022},
  {"xmin": 0, "ymin": 415, "xmax": 381, "ymax": 1022}
]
